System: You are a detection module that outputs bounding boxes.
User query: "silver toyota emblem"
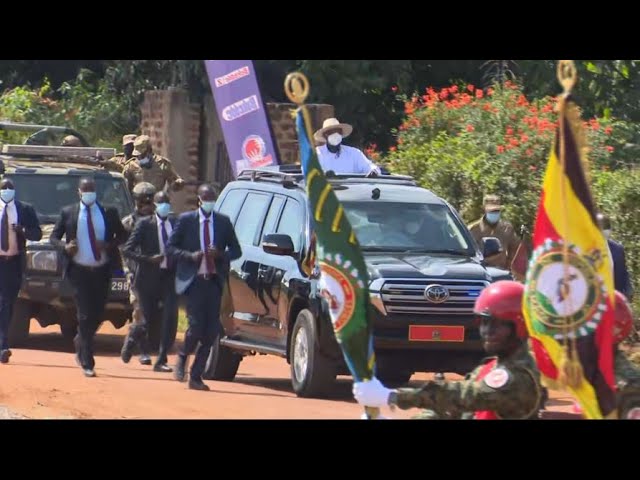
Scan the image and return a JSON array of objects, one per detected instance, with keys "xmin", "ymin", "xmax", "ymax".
[{"xmin": 424, "ymin": 284, "xmax": 449, "ymax": 303}]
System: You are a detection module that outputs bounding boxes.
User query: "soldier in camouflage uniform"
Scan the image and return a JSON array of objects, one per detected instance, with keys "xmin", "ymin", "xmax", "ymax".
[
  {"xmin": 611, "ymin": 291, "xmax": 640, "ymax": 419},
  {"xmin": 122, "ymin": 135, "xmax": 185, "ymax": 194},
  {"xmin": 120, "ymin": 182, "xmax": 157, "ymax": 365},
  {"xmin": 468, "ymin": 195, "xmax": 521, "ymax": 274},
  {"xmin": 353, "ymin": 281, "xmax": 544, "ymax": 420},
  {"xmin": 99, "ymin": 134, "xmax": 137, "ymax": 172}
]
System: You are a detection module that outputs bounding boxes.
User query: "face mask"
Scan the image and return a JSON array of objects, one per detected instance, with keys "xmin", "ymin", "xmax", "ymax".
[
  {"xmin": 155, "ymin": 202, "xmax": 171, "ymax": 218},
  {"xmin": 485, "ymin": 211, "xmax": 501, "ymax": 224},
  {"xmin": 327, "ymin": 133, "xmax": 342, "ymax": 147},
  {"xmin": 81, "ymin": 192, "xmax": 97, "ymax": 205},
  {"xmin": 603, "ymin": 229, "xmax": 611, "ymax": 239},
  {"xmin": 0, "ymin": 189, "xmax": 15, "ymax": 203},
  {"xmin": 200, "ymin": 200, "xmax": 215, "ymax": 214},
  {"xmin": 138, "ymin": 156, "xmax": 150, "ymax": 166},
  {"xmin": 405, "ymin": 222, "xmax": 420, "ymax": 235}
]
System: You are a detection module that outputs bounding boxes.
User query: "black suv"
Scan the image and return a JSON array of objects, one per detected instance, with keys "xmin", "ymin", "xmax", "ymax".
[{"xmin": 204, "ymin": 166, "xmax": 511, "ymax": 397}]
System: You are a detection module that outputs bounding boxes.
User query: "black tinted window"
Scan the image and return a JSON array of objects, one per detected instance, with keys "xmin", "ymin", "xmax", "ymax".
[
  {"xmin": 259, "ymin": 195, "xmax": 285, "ymax": 245},
  {"xmin": 7, "ymin": 174, "xmax": 133, "ymax": 222},
  {"xmin": 234, "ymin": 192, "xmax": 270, "ymax": 246},
  {"xmin": 217, "ymin": 189, "xmax": 246, "ymax": 224},
  {"xmin": 277, "ymin": 199, "xmax": 303, "ymax": 252}
]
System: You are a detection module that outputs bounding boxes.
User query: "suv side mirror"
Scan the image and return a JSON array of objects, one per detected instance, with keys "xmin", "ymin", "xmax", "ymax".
[
  {"xmin": 262, "ymin": 234, "xmax": 295, "ymax": 256},
  {"xmin": 482, "ymin": 236, "xmax": 502, "ymax": 258}
]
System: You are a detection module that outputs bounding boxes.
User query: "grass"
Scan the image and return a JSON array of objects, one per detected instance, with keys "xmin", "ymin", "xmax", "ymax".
[{"xmin": 178, "ymin": 308, "xmax": 188, "ymax": 333}]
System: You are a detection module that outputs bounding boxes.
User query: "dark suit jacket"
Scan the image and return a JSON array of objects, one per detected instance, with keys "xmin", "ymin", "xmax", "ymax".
[
  {"xmin": 609, "ymin": 239, "xmax": 632, "ymax": 300},
  {"xmin": 166, "ymin": 210, "xmax": 242, "ymax": 295},
  {"xmin": 4, "ymin": 200, "xmax": 42, "ymax": 271},
  {"xmin": 50, "ymin": 202, "xmax": 127, "ymax": 274},
  {"xmin": 10, "ymin": 200, "xmax": 43, "ymax": 251},
  {"xmin": 122, "ymin": 214, "xmax": 177, "ymax": 292}
]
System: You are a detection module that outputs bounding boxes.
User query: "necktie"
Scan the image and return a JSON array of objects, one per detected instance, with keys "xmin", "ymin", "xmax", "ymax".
[
  {"xmin": 86, "ymin": 206, "xmax": 100, "ymax": 261},
  {"xmin": 203, "ymin": 217, "xmax": 215, "ymax": 274},
  {"xmin": 160, "ymin": 220, "xmax": 172, "ymax": 269},
  {"xmin": 1, "ymin": 206, "xmax": 9, "ymax": 252}
]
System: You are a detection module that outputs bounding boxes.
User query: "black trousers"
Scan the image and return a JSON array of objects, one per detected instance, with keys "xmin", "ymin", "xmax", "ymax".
[
  {"xmin": 0, "ymin": 256, "xmax": 22, "ymax": 351},
  {"xmin": 68, "ymin": 263, "xmax": 111, "ymax": 370},
  {"xmin": 180, "ymin": 276, "xmax": 222, "ymax": 381},
  {"xmin": 126, "ymin": 269, "xmax": 178, "ymax": 364}
]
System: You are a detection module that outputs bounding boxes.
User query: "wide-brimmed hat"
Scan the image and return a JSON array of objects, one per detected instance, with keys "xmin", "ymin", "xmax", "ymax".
[
  {"xmin": 122, "ymin": 134, "xmax": 137, "ymax": 146},
  {"xmin": 483, "ymin": 194, "xmax": 502, "ymax": 212},
  {"xmin": 313, "ymin": 118, "xmax": 353, "ymax": 143},
  {"xmin": 133, "ymin": 135, "xmax": 151, "ymax": 156}
]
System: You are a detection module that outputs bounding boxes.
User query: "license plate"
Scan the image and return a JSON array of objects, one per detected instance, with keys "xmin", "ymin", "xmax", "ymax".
[
  {"xmin": 409, "ymin": 325, "xmax": 465, "ymax": 342},
  {"xmin": 111, "ymin": 279, "xmax": 129, "ymax": 292}
]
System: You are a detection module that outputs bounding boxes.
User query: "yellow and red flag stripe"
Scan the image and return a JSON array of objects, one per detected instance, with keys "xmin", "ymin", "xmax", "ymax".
[{"xmin": 523, "ymin": 96, "xmax": 617, "ymax": 419}]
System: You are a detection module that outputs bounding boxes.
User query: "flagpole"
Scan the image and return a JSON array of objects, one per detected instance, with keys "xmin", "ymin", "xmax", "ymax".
[{"xmin": 284, "ymin": 72, "xmax": 381, "ymax": 420}]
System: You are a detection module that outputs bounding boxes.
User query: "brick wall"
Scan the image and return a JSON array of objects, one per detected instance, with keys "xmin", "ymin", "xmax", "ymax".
[{"xmin": 140, "ymin": 90, "xmax": 335, "ymax": 211}]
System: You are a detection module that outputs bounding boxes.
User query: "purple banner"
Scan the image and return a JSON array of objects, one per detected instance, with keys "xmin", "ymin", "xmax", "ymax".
[{"xmin": 204, "ymin": 60, "xmax": 280, "ymax": 177}]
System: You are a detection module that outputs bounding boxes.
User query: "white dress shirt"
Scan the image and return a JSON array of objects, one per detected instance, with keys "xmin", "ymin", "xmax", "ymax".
[
  {"xmin": 0, "ymin": 200, "xmax": 19, "ymax": 257},
  {"xmin": 316, "ymin": 144, "xmax": 381, "ymax": 175},
  {"xmin": 156, "ymin": 214, "xmax": 173, "ymax": 270},
  {"xmin": 198, "ymin": 209, "xmax": 215, "ymax": 275}
]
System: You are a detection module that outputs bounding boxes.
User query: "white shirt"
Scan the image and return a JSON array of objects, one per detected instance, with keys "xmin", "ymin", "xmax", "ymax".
[
  {"xmin": 156, "ymin": 214, "xmax": 173, "ymax": 269},
  {"xmin": 198, "ymin": 209, "xmax": 215, "ymax": 275},
  {"xmin": 315, "ymin": 144, "xmax": 381, "ymax": 175},
  {"xmin": 0, "ymin": 200, "xmax": 19, "ymax": 256}
]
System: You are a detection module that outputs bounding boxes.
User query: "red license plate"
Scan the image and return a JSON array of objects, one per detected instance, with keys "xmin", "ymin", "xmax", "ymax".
[{"xmin": 409, "ymin": 325, "xmax": 465, "ymax": 342}]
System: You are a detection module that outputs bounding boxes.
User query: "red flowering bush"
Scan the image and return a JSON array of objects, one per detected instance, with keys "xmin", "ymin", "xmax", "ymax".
[{"xmin": 384, "ymin": 81, "xmax": 632, "ymax": 232}]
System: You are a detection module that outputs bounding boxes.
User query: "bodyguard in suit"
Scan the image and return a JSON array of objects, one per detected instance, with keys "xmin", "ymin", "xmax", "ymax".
[
  {"xmin": 167, "ymin": 184, "xmax": 242, "ymax": 391},
  {"xmin": 598, "ymin": 213, "xmax": 633, "ymax": 300},
  {"xmin": 50, "ymin": 177, "xmax": 127, "ymax": 377},
  {"xmin": 121, "ymin": 191, "xmax": 178, "ymax": 372},
  {"xmin": 0, "ymin": 178, "xmax": 42, "ymax": 363}
]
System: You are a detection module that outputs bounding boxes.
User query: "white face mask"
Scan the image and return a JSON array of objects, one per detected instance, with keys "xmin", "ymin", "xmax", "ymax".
[
  {"xmin": 327, "ymin": 133, "xmax": 342, "ymax": 147},
  {"xmin": 138, "ymin": 156, "xmax": 150, "ymax": 166},
  {"xmin": 603, "ymin": 229, "xmax": 611, "ymax": 239}
]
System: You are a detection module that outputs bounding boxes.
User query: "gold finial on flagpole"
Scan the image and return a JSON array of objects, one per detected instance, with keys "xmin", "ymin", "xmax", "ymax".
[
  {"xmin": 285, "ymin": 72, "xmax": 310, "ymax": 106},
  {"xmin": 557, "ymin": 60, "xmax": 577, "ymax": 95}
]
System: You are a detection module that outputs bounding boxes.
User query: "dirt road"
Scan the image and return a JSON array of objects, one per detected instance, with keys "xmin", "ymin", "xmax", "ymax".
[{"xmin": 0, "ymin": 321, "xmax": 579, "ymax": 419}]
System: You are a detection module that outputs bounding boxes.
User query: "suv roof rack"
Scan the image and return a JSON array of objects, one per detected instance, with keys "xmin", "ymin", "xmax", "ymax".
[
  {"xmin": 237, "ymin": 165, "xmax": 417, "ymax": 187},
  {"xmin": 0, "ymin": 121, "xmax": 90, "ymax": 147},
  {"xmin": 1, "ymin": 144, "xmax": 115, "ymax": 167}
]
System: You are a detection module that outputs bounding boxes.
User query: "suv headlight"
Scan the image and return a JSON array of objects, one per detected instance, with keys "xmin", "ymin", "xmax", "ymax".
[{"xmin": 27, "ymin": 250, "xmax": 59, "ymax": 272}]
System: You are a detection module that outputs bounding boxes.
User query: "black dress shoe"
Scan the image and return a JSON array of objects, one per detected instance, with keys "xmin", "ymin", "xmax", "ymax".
[
  {"xmin": 120, "ymin": 343, "xmax": 133, "ymax": 364},
  {"xmin": 83, "ymin": 369, "xmax": 96, "ymax": 378},
  {"xmin": 139, "ymin": 354, "xmax": 152, "ymax": 366},
  {"xmin": 0, "ymin": 349, "xmax": 12, "ymax": 364},
  {"xmin": 174, "ymin": 356, "xmax": 186, "ymax": 382},
  {"xmin": 188, "ymin": 379, "xmax": 210, "ymax": 391},
  {"xmin": 154, "ymin": 364, "xmax": 173, "ymax": 373}
]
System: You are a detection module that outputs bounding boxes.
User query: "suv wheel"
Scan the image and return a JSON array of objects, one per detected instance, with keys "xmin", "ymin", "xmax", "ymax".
[
  {"xmin": 290, "ymin": 309, "xmax": 335, "ymax": 397},
  {"xmin": 8, "ymin": 299, "xmax": 31, "ymax": 347},
  {"xmin": 203, "ymin": 335, "xmax": 242, "ymax": 381}
]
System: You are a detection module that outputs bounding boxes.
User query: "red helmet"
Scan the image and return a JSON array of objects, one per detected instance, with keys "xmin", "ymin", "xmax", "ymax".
[
  {"xmin": 474, "ymin": 281, "xmax": 527, "ymax": 339},
  {"xmin": 613, "ymin": 291, "xmax": 634, "ymax": 344}
]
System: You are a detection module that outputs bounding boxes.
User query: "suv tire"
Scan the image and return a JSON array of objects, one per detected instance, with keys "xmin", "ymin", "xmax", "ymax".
[
  {"xmin": 8, "ymin": 299, "xmax": 31, "ymax": 347},
  {"xmin": 203, "ymin": 335, "xmax": 242, "ymax": 381},
  {"xmin": 290, "ymin": 309, "xmax": 335, "ymax": 398}
]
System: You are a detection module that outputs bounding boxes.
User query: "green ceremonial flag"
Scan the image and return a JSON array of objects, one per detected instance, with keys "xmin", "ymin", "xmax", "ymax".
[{"xmin": 286, "ymin": 73, "xmax": 378, "ymax": 417}]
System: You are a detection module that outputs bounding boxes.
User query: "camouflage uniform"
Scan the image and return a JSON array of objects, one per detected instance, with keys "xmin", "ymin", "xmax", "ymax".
[
  {"xmin": 100, "ymin": 134, "xmax": 137, "ymax": 173},
  {"xmin": 122, "ymin": 135, "xmax": 183, "ymax": 193},
  {"xmin": 468, "ymin": 195, "xmax": 521, "ymax": 271},
  {"xmin": 393, "ymin": 344, "xmax": 543, "ymax": 420},
  {"xmin": 121, "ymin": 182, "xmax": 157, "ymax": 327},
  {"xmin": 615, "ymin": 349, "xmax": 640, "ymax": 419}
]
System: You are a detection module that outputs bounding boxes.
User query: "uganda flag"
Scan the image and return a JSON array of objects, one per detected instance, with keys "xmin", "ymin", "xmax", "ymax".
[
  {"xmin": 523, "ymin": 95, "xmax": 617, "ymax": 419},
  {"xmin": 294, "ymin": 107, "xmax": 377, "ymax": 394}
]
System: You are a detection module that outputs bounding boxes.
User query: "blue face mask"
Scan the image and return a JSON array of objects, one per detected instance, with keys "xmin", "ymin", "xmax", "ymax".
[
  {"xmin": 155, "ymin": 202, "xmax": 171, "ymax": 218},
  {"xmin": 200, "ymin": 200, "xmax": 215, "ymax": 214},
  {"xmin": 0, "ymin": 189, "xmax": 15, "ymax": 203},
  {"xmin": 485, "ymin": 211, "xmax": 501, "ymax": 224},
  {"xmin": 81, "ymin": 192, "xmax": 97, "ymax": 205}
]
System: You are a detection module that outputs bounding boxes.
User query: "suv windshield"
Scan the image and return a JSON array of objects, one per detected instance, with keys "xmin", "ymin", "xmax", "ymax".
[
  {"xmin": 343, "ymin": 201, "xmax": 474, "ymax": 255},
  {"xmin": 7, "ymin": 174, "xmax": 133, "ymax": 223}
]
